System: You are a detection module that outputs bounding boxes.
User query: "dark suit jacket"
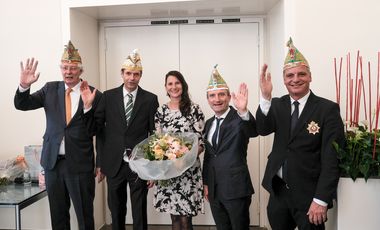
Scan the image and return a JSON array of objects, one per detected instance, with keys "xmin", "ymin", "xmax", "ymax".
[
  {"xmin": 256, "ymin": 91, "xmax": 345, "ymax": 209},
  {"xmin": 90, "ymin": 85, "xmax": 159, "ymax": 178},
  {"xmin": 14, "ymin": 81, "xmax": 102, "ymax": 173},
  {"xmin": 202, "ymin": 106, "xmax": 258, "ymax": 201}
]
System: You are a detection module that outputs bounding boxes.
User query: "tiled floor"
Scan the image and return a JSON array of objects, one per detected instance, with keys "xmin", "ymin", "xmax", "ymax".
[{"xmin": 100, "ymin": 225, "xmax": 266, "ymax": 230}]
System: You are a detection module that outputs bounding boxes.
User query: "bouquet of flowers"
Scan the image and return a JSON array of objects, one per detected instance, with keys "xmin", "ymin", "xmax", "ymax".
[{"xmin": 128, "ymin": 132, "xmax": 198, "ymax": 180}]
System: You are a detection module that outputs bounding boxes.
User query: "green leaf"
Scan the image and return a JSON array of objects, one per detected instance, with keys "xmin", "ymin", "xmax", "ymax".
[{"xmin": 336, "ymin": 125, "xmax": 380, "ymax": 181}]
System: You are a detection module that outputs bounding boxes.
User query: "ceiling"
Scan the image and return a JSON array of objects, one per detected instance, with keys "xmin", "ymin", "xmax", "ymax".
[{"xmin": 74, "ymin": 0, "xmax": 280, "ymax": 21}]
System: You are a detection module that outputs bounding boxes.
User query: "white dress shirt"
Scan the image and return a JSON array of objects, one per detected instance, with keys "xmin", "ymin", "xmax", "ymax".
[{"xmin": 123, "ymin": 86, "xmax": 138, "ymax": 107}]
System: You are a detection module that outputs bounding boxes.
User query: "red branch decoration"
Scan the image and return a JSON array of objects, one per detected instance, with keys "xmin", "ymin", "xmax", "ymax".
[{"xmin": 334, "ymin": 51, "xmax": 380, "ymax": 159}]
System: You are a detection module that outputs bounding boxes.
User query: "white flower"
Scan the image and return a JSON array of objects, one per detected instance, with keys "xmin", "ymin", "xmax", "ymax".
[{"xmin": 166, "ymin": 153, "xmax": 177, "ymax": 160}]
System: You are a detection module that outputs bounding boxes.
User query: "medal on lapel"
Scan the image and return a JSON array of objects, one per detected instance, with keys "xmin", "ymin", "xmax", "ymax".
[{"xmin": 307, "ymin": 121, "xmax": 320, "ymax": 135}]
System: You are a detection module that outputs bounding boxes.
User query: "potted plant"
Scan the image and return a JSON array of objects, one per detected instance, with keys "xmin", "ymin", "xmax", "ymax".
[
  {"xmin": 333, "ymin": 51, "xmax": 380, "ymax": 230},
  {"xmin": 333, "ymin": 122, "xmax": 380, "ymax": 181}
]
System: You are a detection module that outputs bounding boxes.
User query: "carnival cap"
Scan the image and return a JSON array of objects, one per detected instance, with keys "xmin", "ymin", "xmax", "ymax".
[
  {"xmin": 122, "ymin": 49, "xmax": 143, "ymax": 71},
  {"xmin": 61, "ymin": 40, "xmax": 82, "ymax": 64},
  {"xmin": 206, "ymin": 64, "xmax": 229, "ymax": 92},
  {"xmin": 283, "ymin": 37, "xmax": 309, "ymax": 70}
]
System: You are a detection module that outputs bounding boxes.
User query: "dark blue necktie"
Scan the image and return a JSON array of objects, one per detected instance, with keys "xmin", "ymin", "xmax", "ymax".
[
  {"xmin": 283, "ymin": 101, "xmax": 300, "ymax": 184},
  {"xmin": 212, "ymin": 117, "xmax": 223, "ymax": 148},
  {"xmin": 291, "ymin": 101, "xmax": 300, "ymax": 133}
]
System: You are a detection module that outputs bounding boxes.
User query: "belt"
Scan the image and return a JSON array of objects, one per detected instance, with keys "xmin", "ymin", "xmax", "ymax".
[{"xmin": 57, "ymin": 155, "xmax": 66, "ymax": 160}]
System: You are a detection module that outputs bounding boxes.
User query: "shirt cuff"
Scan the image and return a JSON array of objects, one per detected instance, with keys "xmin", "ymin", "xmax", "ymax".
[
  {"xmin": 18, "ymin": 85, "xmax": 29, "ymax": 92},
  {"xmin": 259, "ymin": 95, "xmax": 271, "ymax": 116},
  {"xmin": 237, "ymin": 110, "xmax": 249, "ymax": 121},
  {"xmin": 313, "ymin": 198, "xmax": 328, "ymax": 207},
  {"xmin": 83, "ymin": 106, "xmax": 92, "ymax": 114}
]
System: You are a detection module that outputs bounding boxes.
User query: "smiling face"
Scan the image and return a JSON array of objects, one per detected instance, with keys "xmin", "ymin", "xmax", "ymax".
[
  {"xmin": 207, "ymin": 89, "xmax": 231, "ymax": 116},
  {"xmin": 165, "ymin": 75, "xmax": 183, "ymax": 100},
  {"xmin": 60, "ymin": 61, "xmax": 82, "ymax": 88},
  {"xmin": 283, "ymin": 65, "xmax": 312, "ymax": 100},
  {"xmin": 121, "ymin": 69, "xmax": 142, "ymax": 92}
]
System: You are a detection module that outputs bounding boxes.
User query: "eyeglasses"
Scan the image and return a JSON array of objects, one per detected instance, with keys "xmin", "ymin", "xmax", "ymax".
[{"xmin": 60, "ymin": 65, "xmax": 80, "ymax": 71}]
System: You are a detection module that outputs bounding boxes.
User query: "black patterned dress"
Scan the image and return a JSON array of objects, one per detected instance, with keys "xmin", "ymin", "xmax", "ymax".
[{"xmin": 153, "ymin": 103, "xmax": 205, "ymax": 216}]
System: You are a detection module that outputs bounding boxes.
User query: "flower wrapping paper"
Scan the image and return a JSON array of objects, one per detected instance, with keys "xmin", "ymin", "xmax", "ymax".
[{"xmin": 129, "ymin": 132, "xmax": 198, "ymax": 180}]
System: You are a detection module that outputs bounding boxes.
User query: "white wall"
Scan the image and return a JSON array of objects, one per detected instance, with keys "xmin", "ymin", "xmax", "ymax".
[
  {"xmin": 69, "ymin": 9, "xmax": 101, "ymax": 88},
  {"xmin": 285, "ymin": 0, "xmax": 380, "ymax": 101},
  {"xmin": 0, "ymin": 1, "xmax": 105, "ymax": 229},
  {"xmin": 262, "ymin": 1, "xmax": 284, "ymax": 228},
  {"xmin": 0, "ymin": 1, "xmax": 62, "ymax": 162},
  {"xmin": 266, "ymin": 0, "xmax": 286, "ymax": 97},
  {"xmin": 0, "ymin": 0, "xmax": 61, "ymax": 229}
]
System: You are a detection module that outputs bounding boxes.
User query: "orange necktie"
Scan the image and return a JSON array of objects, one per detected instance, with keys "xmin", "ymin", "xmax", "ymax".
[{"xmin": 65, "ymin": 88, "xmax": 73, "ymax": 124}]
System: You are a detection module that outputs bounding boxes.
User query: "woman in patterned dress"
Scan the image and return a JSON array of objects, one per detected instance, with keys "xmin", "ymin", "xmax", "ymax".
[{"xmin": 153, "ymin": 70, "xmax": 205, "ymax": 230}]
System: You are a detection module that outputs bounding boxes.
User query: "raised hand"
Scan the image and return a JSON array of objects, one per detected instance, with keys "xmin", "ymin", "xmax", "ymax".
[
  {"xmin": 80, "ymin": 80, "xmax": 97, "ymax": 109},
  {"xmin": 20, "ymin": 58, "xmax": 40, "ymax": 88},
  {"xmin": 232, "ymin": 83, "xmax": 248, "ymax": 114},
  {"xmin": 259, "ymin": 64, "xmax": 273, "ymax": 100}
]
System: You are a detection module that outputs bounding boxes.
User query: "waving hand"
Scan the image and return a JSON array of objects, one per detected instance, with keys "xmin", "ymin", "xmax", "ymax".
[{"xmin": 20, "ymin": 58, "xmax": 40, "ymax": 88}]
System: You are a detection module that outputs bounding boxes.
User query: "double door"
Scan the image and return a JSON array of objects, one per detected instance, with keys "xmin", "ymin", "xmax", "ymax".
[{"xmin": 102, "ymin": 20, "xmax": 260, "ymax": 225}]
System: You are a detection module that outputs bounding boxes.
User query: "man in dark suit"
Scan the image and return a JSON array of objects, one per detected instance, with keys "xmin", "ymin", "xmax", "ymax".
[
  {"xmin": 202, "ymin": 66, "xmax": 258, "ymax": 230},
  {"xmin": 81, "ymin": 49, "xmax": 159, "ymax": 230},
  {"xmin": 256, "ymin": 38, "xmax": 345, "ymax": 230},
  {"xmin": 14, "ymin": 41, "xmax": 102, "ymax": 230}
]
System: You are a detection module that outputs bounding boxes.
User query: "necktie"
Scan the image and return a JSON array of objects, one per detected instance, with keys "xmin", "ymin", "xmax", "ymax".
[
  {"xmin": 65, "ymin": 88, "xmax": 73, "ymax": 124},
  {"xmin": 212, "ymin": 117, "xmax": 223, "ymax": 148},
  {"xmin": 125, "ymin": 93, "xmax": 133, "ymax": 124},
  {"xmin": 291, "ymin": 101, "xmax": 300, "ymax": 133},
  {"xmin": 283, "ymin": 101, "xmax": 300, "ymax": 184}
]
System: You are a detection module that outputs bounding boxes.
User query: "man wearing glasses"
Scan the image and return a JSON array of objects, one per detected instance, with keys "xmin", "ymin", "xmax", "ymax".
[{"xmin": 14, "ymin": 41, "xmax": 102, "ymax": 230}]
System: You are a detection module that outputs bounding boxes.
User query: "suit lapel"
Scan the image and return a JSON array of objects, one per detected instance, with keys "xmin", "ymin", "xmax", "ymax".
[
  {"xmin": 218, "ymin": 108, "xmax": 232, "ymax": 142},
  {"xmin": 71, "ymin": 96, "xmax": 84, "ymax": 124},
  {"xmin": 204, "ymin": 117, "xmax": 214, "ymax": 147},
  {"xmin": 58, "ymin": 82, "xmax": 66, "ymax": 124},
  {"xmin": 204, "ymin": 118, "xmax": 216, "ymax": 155},
  {"xmin": 216, "ymin": 107, "xmax": 234, "ymax": 151},
  {"xmin": 116, "ymin": 85, "xmax": 128, "ymax": 126},
  {"xmin": 280, "ymin": 96, "xmax": 292, "ymax": 138}
]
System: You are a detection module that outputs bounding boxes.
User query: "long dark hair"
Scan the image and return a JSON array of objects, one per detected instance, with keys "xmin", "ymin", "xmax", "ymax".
[{"xmin": 165, "ymin": 70, "xmax": 191, "ymax": 117}]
